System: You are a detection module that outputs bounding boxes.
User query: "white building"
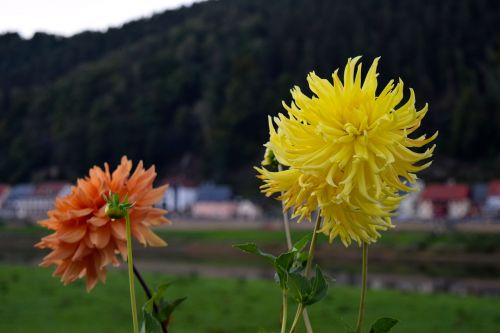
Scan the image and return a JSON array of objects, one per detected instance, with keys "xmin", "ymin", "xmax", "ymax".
[{"xmin": 159, "ymin": 185, "xmax": 198, "ymax": 213}]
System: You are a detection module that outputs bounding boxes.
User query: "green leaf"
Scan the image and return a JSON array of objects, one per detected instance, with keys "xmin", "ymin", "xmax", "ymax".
[
  {"xmin": 154, "ymin": 282, "xmax": 175, "ymax": 301},
  {"xmin": 275, "ymin": 251, "xmax": 296, "ymax": 270},
  {"xmin": 142, "ymin": 297, "xmax": 155, "ymax": 314},
  {"xmin": 276, "ymin": 250, "xmax": 298, "ymax": 288},
  {"xmin": 288, "ymin": 272, "xmax": 310, "ymax": 303},
  {"xmin": 158, "ymin": 297, "xmax": 187, "ymax": 322},
  {"xmin": 288, "ymin": 266, "xmax": 329, "ymax": 306},
  {"xmin": 142, "ymin": 312, "xmax": 163, "ymax": 333},
  {"xmin": 369, "ymin": 318, "xmax": 399, "ymax": 333},
  {"xmin": 141, "ymin": 282, "xmax": 187, "ymax": 331},
  {"xmin": 233, "ymin": 243, "xmax": 276, "ymax": 264},
  {"xmin": 141, "ymin": 299, "xmax": 163, "ymax": 333},
  {"xmin": 305, "ymin": 265, "xmax": 328, "ymax": 305},
  {"xmin": 292, "ymin": 234, "xmax": 311, "ymax": 252}
]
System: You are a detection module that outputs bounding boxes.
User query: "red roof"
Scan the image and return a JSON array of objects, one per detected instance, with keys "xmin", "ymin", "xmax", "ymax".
[
  {"xmin": 421, "ymin": 184, "xmax": 470, "ymax": 201},
  {"xmin": 488, "ymin": 180, "xmax": 500, "ymax": 196},
  {"xmin": 0, "ymin": 184, "xmax": 10, "ymax": 196}
]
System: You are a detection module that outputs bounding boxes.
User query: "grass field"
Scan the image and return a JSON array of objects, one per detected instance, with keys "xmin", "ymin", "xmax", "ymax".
[{"xmin": 1, "ymin": 264, "xmax": 499, "ymax": 333}]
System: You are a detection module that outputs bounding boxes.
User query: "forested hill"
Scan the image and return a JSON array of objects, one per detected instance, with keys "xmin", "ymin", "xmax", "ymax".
[{"xmin": 0, "ymin": 0, "xmax": 499, "ymax": 192}]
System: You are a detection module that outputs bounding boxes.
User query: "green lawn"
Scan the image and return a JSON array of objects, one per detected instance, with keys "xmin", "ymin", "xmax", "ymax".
[{"xmin": 0, "ymin": 264, "xmax": 499, "ymax": 333}]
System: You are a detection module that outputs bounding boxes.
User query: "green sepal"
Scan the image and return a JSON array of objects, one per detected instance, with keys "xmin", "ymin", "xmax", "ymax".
[
  {"xmin": 103, "ymin": 191, "xmax": 134, "ymax": 219},
  {"xmin": 369, "ymin": 317, "xmax": 399, "ymax": 333}
]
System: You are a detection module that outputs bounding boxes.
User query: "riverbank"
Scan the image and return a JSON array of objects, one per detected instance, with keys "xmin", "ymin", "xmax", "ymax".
[{"xmin": 2, "ymin": 225, "xmax": 500, "ymax": 297}]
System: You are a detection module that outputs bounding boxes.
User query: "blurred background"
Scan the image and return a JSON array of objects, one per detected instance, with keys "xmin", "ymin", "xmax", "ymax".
[{"xmin": 0, "ymin": 0, "xmax": 499, "ymax": 332}]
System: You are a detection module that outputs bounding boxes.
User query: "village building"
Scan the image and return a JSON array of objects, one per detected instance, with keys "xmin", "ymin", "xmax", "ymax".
[
  {"xmin": 190, "ymin": 184, "xmax": 263, "ymax": 220},
  {"xmin": 396, "ymin": 180, "xmax": 424, "ymax": 220},
  {"xmin": 236, "ymin": 199, "xmax": 263, "ymax": 220},
  {"xmin": 0, "ymin": 182, "xmax": 70, "ymax": 222},
  {"xmin": 158, "ymin": 176, "xmax": 198, "ymax": 213},
  {"xmin": 0, "ymin": 184, "xmax": 10, "ymax": 208},
  {"xmin": 483, "ymin": 180, "xmax": 500, "ymax": 217},
  {"xmin": 191, "ymin": 184, "xmax": 237, "ymax": 220},
  {"xmin": 418, "ymin": 183, "xmax": 471, "ymax": 219}
]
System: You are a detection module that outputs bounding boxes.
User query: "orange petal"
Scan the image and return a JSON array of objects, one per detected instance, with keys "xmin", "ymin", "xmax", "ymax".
[
  {"xmin": 136, "ymin": 185, "xmax": 168, "ymax": 206},
  {"xmin": 114, "ymin": 239, "xmax": 128, "ymax": 260},
  {"xmin": 142, "ymin": 228, "xmax": 167, "ymax": 247},
  {"xmin": 89, "ymin": 225, "xmax": 111, "ymax": 249},
  {"xmin": 69, "ymin": 207, "xmax": 94, "ymax": 218},
  {"xmin": 144, "ymin": 216, "xmax": 171, "ymax": 226},
  {"xmin": 110, "ymin": 156, "xmax": 132, "ymax": 191},
  {"xmin": 133, "ymin": 222, "xmax": 166, "ymax": 247},
  {"xmin": 131, "ymin": 222, "xmax": 147, "ymax": 245},
  {"xmin": 43, "ymin": 243, "xmax": 78, "ymax": 262},
  {"xmin": 110, "ymin": 220, "xmax": 126, "ymax": 240},
  {"xmin": 62, "ymin": 261, "xmax": 84, "ymax": 285},
  {"xmin": 98, "ymin": 243, "xmax": 116, "ymax": 269},
  {"xmin": 52, "ymin": 261, "xmax": 69, "ymax": 276},
  {"xmin": 88, "ymin": 216, "xmax": 108, "ymax": 227},
  {"xmin": 72, "ymin": 242, "xmax": 93, "ymax": 261},
  {"xmin": 38, "ymin": 218, "xmax": 60, "ymax": 229},
  {"xmin": 57, "ymin": 224, "xmax": 87, "ymax": 243},
  {"xmin": 85, "ymin": 260, "xmax": 98, "ymax": 292}
]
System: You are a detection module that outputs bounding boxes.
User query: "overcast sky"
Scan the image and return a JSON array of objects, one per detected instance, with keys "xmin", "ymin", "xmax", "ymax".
[{"xmin": 0, "ymin": 0, "xmax": 202, "ymax": 38}]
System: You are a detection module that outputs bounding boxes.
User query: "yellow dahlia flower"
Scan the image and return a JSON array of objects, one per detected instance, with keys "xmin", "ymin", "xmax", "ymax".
[{"xmin": 257, "ymin": 57, "xmax": 437, "ymax": 246}]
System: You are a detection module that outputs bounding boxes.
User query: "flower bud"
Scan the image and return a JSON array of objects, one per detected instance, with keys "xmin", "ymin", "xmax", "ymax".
[
  {"xmin": 103, "ymin": 192, "xmax": 133, "ymax": 220},
  {"xmin": 104, "ymin": 204, "xmax": 126, "ymax": 220},
  {"xmin": 262, "ymin": 146, "xmax": 278, "ymax": 168}
]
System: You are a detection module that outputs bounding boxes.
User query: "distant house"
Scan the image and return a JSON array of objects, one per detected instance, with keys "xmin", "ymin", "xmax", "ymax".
[
  {"xmin": 419, "ymin": 183, "xmax": 471, "ymax": 219},
  {"xmin": 483, "ymin": 180, "xmax": 500, "ymax": 217},
  {"xmin": 0, "ymin": 182, "xmax": 70, "ymax": 222},
  {"xmin": 191, "ymin": 184, "xmax": 236, "ymax": 220},
  {"xmin": 1, "ymin": 183, "xmax": 35, "ymax": 219},
  {"xmin": 236, "ymin": 200, "xmax": 263, "ymax": 220},
  {"xmin": 192, "ymin": 201, "xmax": 238, "ymax": 220},
  {"xmin": 471, "ymin": 183, "xmax": 488, "ymax": 206},
  {"xmin": 158, "ymin": 176, "xmax": 198, "ymax": 213},
  {"xmin": 196, "ymin": 184, "xmax": 232, "ymax": 202},
  {"xmin": 0, "ymin": 184, "xmax": 11, "ymax": 208},
  {"xmin": 396, "ymin": 180, "xmax": 424, "ymax": 220}
]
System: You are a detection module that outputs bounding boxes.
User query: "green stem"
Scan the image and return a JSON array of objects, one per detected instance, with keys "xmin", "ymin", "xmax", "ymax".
[
  {"xmin": 125, "ymin": 212, "xmax": 140, "ymax": 333},
  {"xmin": 278, "ymin": 164, "xmax": 312, "ymax": 333},
  {"xmin": 302, "ymin": 307, "xmax": 313, "ymax": 333},
  {"xmin": 288, "ymin": 213, "xmax": 322, "ymax": 333},
  {"xmin": 281, "ymin": 289, "xmax": 289, "ymax": 333},
  {"xmin": 355, "ymin": 242, "xmax": 368, "ymax": 333},
  {"xmin": 133, "ymin": 265, "xmax": 168, "ymax": 333},
  {"xmin": 305, "ymin": 213, "xmax": 322, "ymax": 278},
  {"xmin": 289, "ymin": 304, "xmax": 304, "ymax": 333},
  {"xmin": 278, "ymin": 164, "xmax": 293, "ymax": 250}
]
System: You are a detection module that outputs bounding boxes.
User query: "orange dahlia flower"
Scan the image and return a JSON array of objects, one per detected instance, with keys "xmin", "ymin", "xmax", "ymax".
[{"xmin": 35, "ymin": 156, "xmax": 169, "ymax": 291}]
